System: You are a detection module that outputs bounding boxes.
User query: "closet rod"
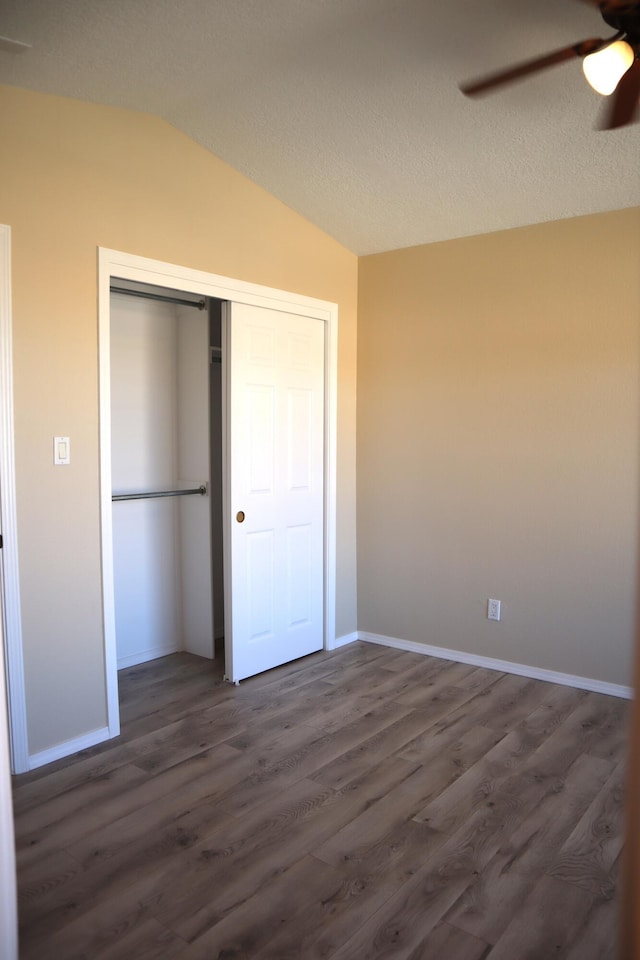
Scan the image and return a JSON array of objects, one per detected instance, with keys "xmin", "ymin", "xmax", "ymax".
[
  {"xmin": 110, "ymin": 286, "xmax": 206, "ymax": 311},
  {"xmin": 112, "ymin": 485, "xmax": 207, "ymax": 502}
]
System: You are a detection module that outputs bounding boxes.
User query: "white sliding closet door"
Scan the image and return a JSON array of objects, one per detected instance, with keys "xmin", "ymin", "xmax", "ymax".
[{"xmin": 226, "ymin": 302, "xmax": 325, "ymax": 682}]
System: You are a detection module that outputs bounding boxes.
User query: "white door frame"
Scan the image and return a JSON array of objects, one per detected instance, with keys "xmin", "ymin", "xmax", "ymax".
[
  {"xmin": 0, "ymin": 224, "xmax": 29, "ymax": 775},
  {"xmin": 0, "ymin": 600, "xmax": 18, "ymax": 959},
  {"xmin": 98, "ymin": 248, "xmax": 338, "ymax": 735}
]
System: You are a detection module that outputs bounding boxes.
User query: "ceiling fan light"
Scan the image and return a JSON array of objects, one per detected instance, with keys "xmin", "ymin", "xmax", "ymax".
[{"xmin": 582, "ymin": 40, "xmax": 635, "ymax": 96}]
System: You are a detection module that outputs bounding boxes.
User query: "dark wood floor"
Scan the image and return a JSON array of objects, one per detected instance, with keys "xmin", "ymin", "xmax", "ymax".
[{"xmin": 12, "ymin": 642, "xmax": 629, "ymax": 959}]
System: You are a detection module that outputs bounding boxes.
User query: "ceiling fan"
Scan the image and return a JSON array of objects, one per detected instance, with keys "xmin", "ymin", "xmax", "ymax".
[{"xmin": 460, "ymin": 0, "xmax": 640, "ymax": 129}]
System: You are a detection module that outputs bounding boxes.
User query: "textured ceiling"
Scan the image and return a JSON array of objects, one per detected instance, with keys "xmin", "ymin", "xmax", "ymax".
[{"xmin": 1, "ymin": 0, "xmax": 639, "ymax": 254}]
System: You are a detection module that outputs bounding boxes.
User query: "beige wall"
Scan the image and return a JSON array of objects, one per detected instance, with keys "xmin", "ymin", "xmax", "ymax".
[
  {"xmin": 2, "ymin": 82, "xmax": 637, "ymax": 759},
  {"xmin": 358, "ymin": 209, "xmax": 640, "ymax": 687},
  {"xmin": 0, "ymin": 85, "xmax": 358, "ymax": 756}
]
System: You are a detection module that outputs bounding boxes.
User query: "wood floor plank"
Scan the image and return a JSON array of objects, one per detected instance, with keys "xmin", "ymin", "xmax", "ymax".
[
  {"xmin": 254, "ymin": 824, "xmax": 448, "ymax": 960},
  {"xmin": 17, "ymin": 743, "xmax": 239, "ymax": 872},
  {"xmin": 193, "ymin": 677, "xmax": 337, "ymax": 743},
  {"xmin": 125, "ymin": 709, "xmax": 245, "ymax": 774},
  {"xmin": 306, "ymin": 753, "xmax": 420, "ymax": 825},
  {"xmin": 411, "ymin": 726, "xmax": 540, "ymax": 835},
  {"xmin": 14, "ymin": 760, "xmax": 146, "ymax": 842},
  {"xmin": 450, "ymin": 665, "xmax": 505, "ymax": 692},
  {"xmin": 413, "ymin": 685, "xmax": 621, "ymax": 837},
  {"xmin": 326, "ymin": 685, "xmax": 498, "ymax": 777},
  {"xmin": 116, "ymin": 651, "xmax": 203, "ymax": 690},
  {"xmin": 318, "ymin": 642, "xmax": 412, "ymax": 678},
  {"xmin": 144, "ymin": 778, "xmax": 368, "ymax": 942},
  {"xmin": 390, "ymin": 660, "xmax": 496, "ymax": 709},
  {"xmin": 185, "ymin": 854, "xmax": 343, "ymax": 960},
  {"xmin": 515, "ymin": 683, "xmax": 587, "ymax": 740},
  {"xmin": 11, "ymin": 743, "xmax": 141, "ymax": 815},
  {"xmin": 583, "ymin": 695, "xmax": 629, "ymax": 762},
  {"xmin": 396, "ymin": 674, "xmax": 535, "ymax": 766},
  {"xmin": 19, "ymin": 789, "xmax": 234, "ymax": 948},
  {"xmin": 17, "ymin": 847, "xmax": 84, "ymax": 914},
  {"xmin": 305, "ymin": 689, "xmax": 391, "ymax": 736},
  {"xmin": 12, "ymin": 644, "xmax": 628, "ymax": 959},
  {"xmin": 92, "ymin": 919, "xmax": 188, "ymax": 960},
  {"xmin": 224, "ymin": 698, "xmax": 414, "ymax": 790},
  {"xmin": 396, "ymin": 703, "xmax": 503, "ymax": 767},
  {"xmin": 189, "ymin": 707, "xmax": 417, "ymax": 825},
  {"xmin": 406, "ymin": 921, "xmax": 491, "ymax": 960},
  {"xmin": 563, "ymin": 874, "xmax": 620, "ymax": 960},
  {"xmin": 236, "ymin": 642, "xmax": 392, "ymax": 697},
  {"xmin": 309, "ymin": 704, "xmax": 460, "ymax": 790},
  {"xmin": 549, "ymin": 758, "xmax": 625, "ymax": 898},
  {"xmin": 27, "ymin": 917, "xmax": 186, "ymax": 960},
  {"xmin": 356, "ymin": 655, "xmax": 469, "ymax": 703},
  {"xmin": 372, "ymin": 649, "xmax": 430, "ymax": 672},
  {"xmin": 484, "ymin": 875, "xmax": 608, "ymax": 959},
  {"xmin": 15, "ymin": 763, "xmax": 148, "ymax": 871},
  {"xmin": 444, "ymin": 751, "xmax": 616, "ymax": 945},
  {"xmin": 525, "ymin": 691, "xmax": 629, "ymax": 776},
  {"xmin": 313, "ymin": 726, "xmax": 498, "ymax": 869},
  {"xmin": 327, "ymin": 798, "xmax": 515, "ymax": 960},
  {"xmin": 432, "ymin": 673, "xmax": 543, "ymax": 733},
  {"xmin": 64, "ymin": 753, "xmax": 240, "ymax": 866},
  {"xmin": 402, "ymin": 669, "xmax": 511, "ymax": 723},
  {"xmin": 18, "ymin": 884, "xmax": 183, "ymax": 960},
  {"xmin": 117, "ymin": 661, "xmax": 225, "ymax": 726}
]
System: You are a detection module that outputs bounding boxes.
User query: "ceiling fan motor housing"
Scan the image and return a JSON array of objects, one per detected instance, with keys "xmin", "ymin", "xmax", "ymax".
[{"xmin": 600, "ymin": 1, "xmax": 640, "ymax": 44}]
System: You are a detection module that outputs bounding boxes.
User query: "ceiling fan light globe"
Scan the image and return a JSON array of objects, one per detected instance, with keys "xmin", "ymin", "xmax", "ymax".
[{"xmin": 582, "ymin": 40, "xmax": 635, "ymax": 96}]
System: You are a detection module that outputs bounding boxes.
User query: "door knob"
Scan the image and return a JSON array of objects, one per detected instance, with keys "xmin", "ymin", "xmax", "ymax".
[{"xmin": 236, "ymin": 511, "xmax": 245, "ymax": 523}]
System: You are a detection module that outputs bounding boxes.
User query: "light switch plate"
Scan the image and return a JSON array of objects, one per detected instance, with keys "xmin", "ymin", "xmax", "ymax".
[{"xmin": 54, "ymin": 436, "xmax": 70, "ymax": 465}]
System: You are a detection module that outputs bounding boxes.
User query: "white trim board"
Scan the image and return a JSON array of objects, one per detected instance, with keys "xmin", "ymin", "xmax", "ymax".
[
  {"xmin": 358, "ymin": 631, "xmax": 632, "ymax": 700},
  {"xmin": 328, "ymin": 632, "xmax": 359, "ymax": 651},
  {"xmin": 0, "ymin": 624, "xmax": 17, "ymax": 960},
  {"xmin": 99, "ymin": 248, "xmax": 338, "ymax": 741},
  {"xmin": 0, "ymin": 225, "xmax": 29, "ymax": 774},
  {"xmin": 117, "ymin": 645, "xmax": 181, "ymax": 671},
  {"xmin": 28, "ymin": 726, "xmax": 111, "ymax": 772}
]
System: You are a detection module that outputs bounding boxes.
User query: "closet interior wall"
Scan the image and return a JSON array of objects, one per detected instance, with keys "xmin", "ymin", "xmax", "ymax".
[{"xmin": 110, "ymin": 286, "xmax": 215, "ymax": 669}]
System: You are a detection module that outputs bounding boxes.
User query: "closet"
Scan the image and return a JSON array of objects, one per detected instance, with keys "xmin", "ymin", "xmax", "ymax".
[
  {"xmin": 109, "ymin": 281, "xmax": 223, "ymax": 669},
  {"xmin": 101, "ymin": 258, "xmax": 329, "ymax": 697}
]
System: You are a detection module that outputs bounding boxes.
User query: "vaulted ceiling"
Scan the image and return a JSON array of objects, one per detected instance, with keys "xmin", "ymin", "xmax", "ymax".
[{"xmin": 1, "ymin": 0, "xmax": 638, "ymax": 254}]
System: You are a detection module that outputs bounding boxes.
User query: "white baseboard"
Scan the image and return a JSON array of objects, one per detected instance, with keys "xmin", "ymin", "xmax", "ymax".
[
  {"xmin": 328, "ymin": 632, "xmax": 359, "ymax": 651},
  {"xmin": 29, "ymin": 725, "xmax": 112, "ymax": 771},
  {"xmin": 117, "ymin": 644, "xmax": 181, "ymax": 670},
  {"xmin": 358, "ymin": 631, "xmax": 632, "ymax": 700}
]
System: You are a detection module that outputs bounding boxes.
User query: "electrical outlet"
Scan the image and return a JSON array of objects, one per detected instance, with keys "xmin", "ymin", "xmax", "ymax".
[{"xmin": 488, "ymin": 598, "xmax": 501, "ymax": 622}]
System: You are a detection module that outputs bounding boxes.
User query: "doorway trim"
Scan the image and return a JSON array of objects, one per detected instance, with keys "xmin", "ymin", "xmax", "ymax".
[
  {"xmin": 98, "ymin": 248, "xmax": 338, "ymax": 736},
  {"xmin": 0, "ymin": 225, "xmax": 29, "ymax": 774}
]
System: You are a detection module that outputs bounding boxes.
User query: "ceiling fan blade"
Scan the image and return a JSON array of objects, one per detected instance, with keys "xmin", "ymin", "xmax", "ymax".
[
  {"xmin": 0, "ymin": 35, "xmax": 31, "ymax": 53},
  {"xmin": 460, "ymin": 38, "xmax": 604, "ymax": 96},
  {"xmin": 575, "ymin": 0, "xmax": 636, "ymax": 7},
  {"xmin": 600, "ymin": 57, "xmax": 640, "ymax": 128}
]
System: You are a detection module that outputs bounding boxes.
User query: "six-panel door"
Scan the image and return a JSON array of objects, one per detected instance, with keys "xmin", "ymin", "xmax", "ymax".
[{"xmin": 227, "ymin": 302, "xmax": 325, "ymax": 682}]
